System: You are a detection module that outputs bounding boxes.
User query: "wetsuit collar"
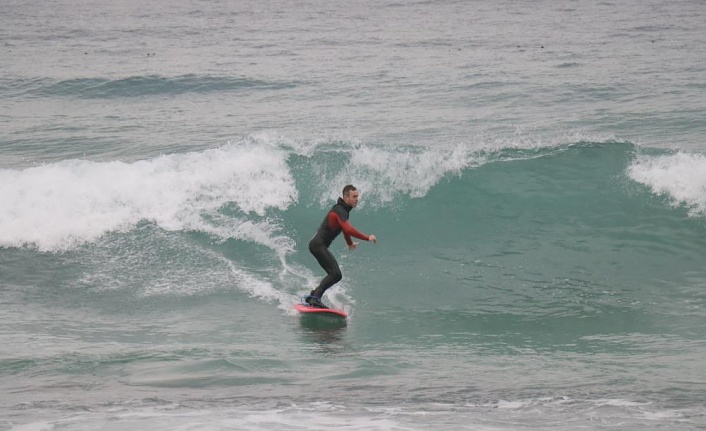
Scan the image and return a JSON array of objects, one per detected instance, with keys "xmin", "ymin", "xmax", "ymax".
[{"xmin": 337, "ymin": 197, "xmax": 353, "ymax": 212}]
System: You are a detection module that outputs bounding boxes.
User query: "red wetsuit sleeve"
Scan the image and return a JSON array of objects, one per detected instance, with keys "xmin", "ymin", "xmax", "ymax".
[{"xmin": 328, "ymin": 212, "xmax": 370, "ymax": 245}]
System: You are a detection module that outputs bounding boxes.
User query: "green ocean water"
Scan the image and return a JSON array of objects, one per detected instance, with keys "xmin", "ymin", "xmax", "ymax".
[{"xmin": 2, "ymin": 140, "xmax": 706, "ymax": 429}]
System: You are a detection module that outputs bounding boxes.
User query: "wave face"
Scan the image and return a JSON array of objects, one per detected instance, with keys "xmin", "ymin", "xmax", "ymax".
[
  {"xmin": 3, "ymin": 138, "xmax": 705, "ymax": 431},
  {"xmin": 2, "ymin": 138, "xmax": 705, "ymax": 309}
]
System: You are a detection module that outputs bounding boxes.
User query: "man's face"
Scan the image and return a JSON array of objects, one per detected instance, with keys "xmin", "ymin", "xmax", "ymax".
[{"xmin": 343, "ymin": 190, "xmax": 360, "ymax": 208}]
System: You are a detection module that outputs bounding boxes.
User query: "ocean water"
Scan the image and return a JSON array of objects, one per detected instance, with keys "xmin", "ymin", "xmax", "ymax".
[{"xmin": 2, "ymin": 0, "xmax": 706, "ymax": 429}]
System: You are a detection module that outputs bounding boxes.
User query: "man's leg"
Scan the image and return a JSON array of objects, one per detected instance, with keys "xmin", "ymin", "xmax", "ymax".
[{"xmin": 309, "ymin": 242, "xmax": 342, "ymax": 303}]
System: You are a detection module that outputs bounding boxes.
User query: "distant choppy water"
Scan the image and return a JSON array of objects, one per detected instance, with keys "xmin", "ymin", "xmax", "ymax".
[{"xmin": 2, "ymin": 0, "xmax": 706, "ymax": 430}]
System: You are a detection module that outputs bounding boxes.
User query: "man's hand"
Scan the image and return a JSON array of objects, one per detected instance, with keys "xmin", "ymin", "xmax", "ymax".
[
  {"xmin": 368, "ymin": 234, "xmax": 377, "ymax": 244},
  {"xmin": 348, "ymin": 242, "xmax": 358, "ymax": 250}
]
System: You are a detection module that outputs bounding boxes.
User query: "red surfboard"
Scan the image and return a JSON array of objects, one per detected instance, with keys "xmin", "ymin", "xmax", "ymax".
[{"xmin": 294, "ymin": 303, "xmax": 348, "ymax": 318}]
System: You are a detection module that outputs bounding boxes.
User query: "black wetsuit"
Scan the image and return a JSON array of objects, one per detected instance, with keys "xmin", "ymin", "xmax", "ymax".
[{"xmin": 308, "ymin": 197, "xmax": 369, "ymax": 298}]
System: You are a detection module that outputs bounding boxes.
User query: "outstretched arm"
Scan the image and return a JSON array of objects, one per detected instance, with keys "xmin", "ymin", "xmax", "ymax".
[{"xmin": 328, "ymin": 212, "xmax": 376, "ymax": 247}]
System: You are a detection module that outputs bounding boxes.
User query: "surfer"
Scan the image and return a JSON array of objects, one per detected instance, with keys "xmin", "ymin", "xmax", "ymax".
[{"xmin": 306, "ymin": 184, "xmax": 377, "ymax": 308}]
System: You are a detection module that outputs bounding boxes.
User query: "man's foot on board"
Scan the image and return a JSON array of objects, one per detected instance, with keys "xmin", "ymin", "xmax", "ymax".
[{"xmin": 305, "ymin": 295, "xmax": 328, "ymax": 308}]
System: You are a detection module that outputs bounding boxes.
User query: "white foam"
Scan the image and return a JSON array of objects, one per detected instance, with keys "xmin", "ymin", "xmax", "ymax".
[
  {"xmin": 223, "ymin": 257, "xmax": 299, "ymax": 313},
  {"xmin": 8, "ymin": 422, "xmax": 54, "ymax": 431},
  {"xmin": 0, "ymin": 142, "xmax": 297, "ymax": 251},
  {"xmin": 318, "ymin": 144, "xmax": 477, "ymax": 207},
  {"xmin": 627, "ymin": 152, "xmax": 706, "ymax": 217},
  {"xmin": 5, "ymin": 404, "xmax": 422, "ymax": 431},
  {"xmin": 6, "ymin": 397, "xmax": 697, "ymax": 431}
]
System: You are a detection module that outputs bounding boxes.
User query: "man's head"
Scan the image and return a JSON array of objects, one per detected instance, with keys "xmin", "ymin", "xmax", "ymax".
[{"xmin": 342, "ymin": 184, "xmax": 359, "ymax": 208}]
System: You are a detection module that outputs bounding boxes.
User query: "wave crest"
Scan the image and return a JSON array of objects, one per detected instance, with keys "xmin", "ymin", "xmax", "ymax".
[
  {"xmin": 2, "ymin": 74, "xmax": 298, "ymax": 99},
  {"xmin": 0, "ymin": 142, "xmax": 296, "ymax": 251},
  {"xmin": 628, "ymin": 152, "xmax": 706, "ymax": 217}
]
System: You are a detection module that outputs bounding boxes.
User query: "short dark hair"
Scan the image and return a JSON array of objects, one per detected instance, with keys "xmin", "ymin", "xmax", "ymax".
[{"xmin": 342, "ymin": 184, "xmax": 357, "ymax": 196}]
